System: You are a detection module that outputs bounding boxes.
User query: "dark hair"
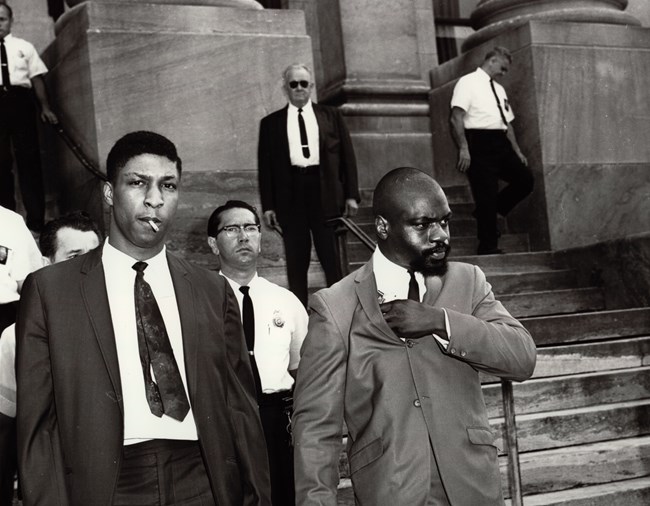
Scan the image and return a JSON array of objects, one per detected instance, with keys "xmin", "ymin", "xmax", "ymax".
[
  {"xmin": 484, "ymin": 46, "xmax": 512, "ymax": 64},
  {"xmin": 39, "ymin": 211, "xmax": 102, "ymax": 259},
  {"xmin": 0, "ymin": 3, "xmax": 13, "ymax": 18},
  {"xmin": 105, "ymin": 131, "xmax": 181, "ymax": 183},
  {"xmin": 207, "ymin": 200, "xmax": 260, "ymax": 237}
]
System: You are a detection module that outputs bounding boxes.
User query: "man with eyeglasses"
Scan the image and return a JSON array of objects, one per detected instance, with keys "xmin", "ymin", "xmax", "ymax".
[
  {"xmin": 207, "ymin": 200, "xmax": 308, "ymax": 505},
  {"xmin": 258, "ymin": 63, "xmax": 360, "ymax": 306},
  {"xmin": 450, "ymin": 46, "xmax": 534, "ymax": 255}
]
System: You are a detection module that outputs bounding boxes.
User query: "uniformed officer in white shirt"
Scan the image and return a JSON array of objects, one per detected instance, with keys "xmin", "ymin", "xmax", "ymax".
[
  {"xmin": 0, "ymin": 3, "xmax": 58, "ymax": 233},
  {"xmin": 450, "ymin": 46, "xmax": 534, "ymax": 255},
  {"xmin": 207, "ymin": 200, "xmax": 308, "ymax": 506}
]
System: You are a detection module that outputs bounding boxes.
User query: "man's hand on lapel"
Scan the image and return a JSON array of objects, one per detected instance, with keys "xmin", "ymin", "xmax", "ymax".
[{"xmin": 380, "ymin": 300, "xmax": 447, "ymax": 339}]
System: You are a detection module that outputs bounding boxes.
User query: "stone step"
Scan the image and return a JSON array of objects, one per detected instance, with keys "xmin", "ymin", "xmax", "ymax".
[
  {"xmin": 335, "ymin": 430, "xmax": 650, "ymax": 504},
  {"xmin": 530, "ymin": 335, "xmax": 650, "ymax": 379},
  {"xmin": 449, "ymin": 251, "xmax": 557, "ymax": 272},
  {"xmin": 345, "ymin": 233, "xmax": 530, "ymax": 262},
  {"xmin": 482, "ymin": 366, "xmax": 650, "ymax": 418},
  {"xmin": 522, "ymin": 307, "xmax": 650, "ymax": 347},
  {"xmin": 500, "ymin": 287, "xmax": 605, "ymax": 318},
  {"xmin": 491, "ymin": 398, "xmax": 650, "ymax": 454},
  {"xmin": 489, "ymin": 269, "xmax": 578, "ymax": 294},
  {"xmin": 503, "ymin": 440, "xmax": 650, "ymax": 503}
]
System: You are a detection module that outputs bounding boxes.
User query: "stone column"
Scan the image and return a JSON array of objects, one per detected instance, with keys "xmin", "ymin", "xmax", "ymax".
[
  {"xmin": 295, "ymin": 0, "xmax": 438, "ymax": 189},
  {"xmin": 42, "ymin": 0, "xmax": 312, "ymax": 272},
  {"xmin": 429, "ymin": 1, "xmax": 649, "ymax": 252},
  {"xmin": 463, "ymin": 0, "xmax": 640, "ymax": 51}
]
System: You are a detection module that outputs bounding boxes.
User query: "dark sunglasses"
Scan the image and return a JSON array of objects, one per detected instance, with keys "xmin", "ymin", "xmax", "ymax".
[{"xmin": 289, "ymin": 80, "xmax": 310, "ymax": 89}]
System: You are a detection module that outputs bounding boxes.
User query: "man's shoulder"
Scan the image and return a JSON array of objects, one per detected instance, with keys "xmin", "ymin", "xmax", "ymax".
[
  {"xmin": 311, "ymin": 268, "xmax": 359, "ymax": 305},
  {"xmin": 256, "ymin": 276, "xmax": 305, "ymax": 309},
  {"xmin": 167, "ymin": 253, "xmax": 223, "ymax": 285},
  {"xmin": 6, "ymin": 34, "xmax": 36, "ymax": 51},
  {"xmin": 261, "ymin": 105, "xmax": 288, "ymax": 122}
]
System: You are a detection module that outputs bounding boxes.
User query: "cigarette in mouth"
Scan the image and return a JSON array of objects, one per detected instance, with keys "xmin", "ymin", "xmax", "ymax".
[{"xmin": 146, "ymin": 219, "xmax": 159, "ymax": 233}]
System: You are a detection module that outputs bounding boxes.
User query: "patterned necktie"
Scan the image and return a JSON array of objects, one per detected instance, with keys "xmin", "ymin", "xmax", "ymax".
[
  {"xmin": 132, "ymin": 261, "xmax": 190, "ymax": 421},
  {"xmin": 0, "ymin": 39, "xmax": 10, "ymax": 89},
  {"xmin": 489, "ymin": 79, "xmax": 508, "ymax": 129},
  {"xmin": 298, "ymin": 108, "xmax": 311, "ymax": 158},
  {"xmin": 407, "ymin": 269, "xmax": 420, "ymax": 302},
  {"xmin": 239, "ymin": 286, "xmax": 263, "ymax": 398}
]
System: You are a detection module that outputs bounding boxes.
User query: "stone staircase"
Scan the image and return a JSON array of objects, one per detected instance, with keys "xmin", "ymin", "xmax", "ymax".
[{"xmin": 326, "ymin": 185, "xmax": 650, "ymax": 505}]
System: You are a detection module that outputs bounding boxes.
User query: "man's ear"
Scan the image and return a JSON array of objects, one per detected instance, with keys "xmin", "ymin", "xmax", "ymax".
[
  {"xmin": 102, "ymin": 181, "xmax": 114, "ymax": 207},
  {"xmin": 207, "ymin": 236, "xmax": 219, "ymax": 256},
  {"xmin": 375, "ymin": 215, "xmax": 389, "ymax": 240}
]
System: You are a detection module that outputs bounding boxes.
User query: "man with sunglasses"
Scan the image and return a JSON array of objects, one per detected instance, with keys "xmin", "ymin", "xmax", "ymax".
[
  {"xmin": 258, "ymin": 63, "xmax": 360, "ymax": 306},
  {"xmin": 207, "ymin": 200, "xmax": 308, "ymax": 505},
  {"xmin": 450, "ymin": 46, "xmax": 534, "ymax": 255}
]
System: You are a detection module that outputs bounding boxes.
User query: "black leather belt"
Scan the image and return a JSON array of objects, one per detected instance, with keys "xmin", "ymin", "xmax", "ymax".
[
  {"xmin": 259, "ymin": 390, "xmax": 292, "ymax": 407},
  {"xmin": 292, "ymin": 165, "xmax": 319, "ymax": 175}
]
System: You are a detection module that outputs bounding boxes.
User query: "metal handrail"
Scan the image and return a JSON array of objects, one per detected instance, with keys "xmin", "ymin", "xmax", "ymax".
[
  {"xmin": 53, "ymin": 124, "xmax": 107, "ymax": 182},
  {"xmin": 328, "ymin": 214, "xmax": 524, "ymax": 505}
]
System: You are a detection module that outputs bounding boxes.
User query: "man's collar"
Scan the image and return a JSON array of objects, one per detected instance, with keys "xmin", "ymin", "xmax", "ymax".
[
  {"xmin": 476, "ymin": 67, "xmax": 491, "ymax": 80},
  {"xmin": 288, "ymin": 100, "xmax": 313, "ymax": 113},
  {"xmin": 102, "ymin": 239, "xmax": 167, "ymax": 269},
  {"xmin": 372, "ymin": 246, "xmax": 408, "ymax": 278},
  {"xmin": 220, "ymin": 271, "xmax": 259, "ymax": 289}
]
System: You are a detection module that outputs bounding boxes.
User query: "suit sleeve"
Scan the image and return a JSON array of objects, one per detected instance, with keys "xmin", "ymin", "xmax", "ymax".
[
  {"xmin": 16, "ymin": 273, "xmax": 70, "ymax": 505},
  {"xmin": 292, "ymin": 292, "xmax": 347, "ymax": 506},
  {"xmin": 222, "ymin": 280, "xmax": 272, "ymax": 506},
  {"xmin": 257, "ymin": 116, "xmax": 275, "ymax": 213},
  {"xmin": 334, "ymin": 109, "xmax": 360, "ymax": 202},
  {"xmin": 445, "ymin": 266, "xmax": 537, "ymax": 381}
]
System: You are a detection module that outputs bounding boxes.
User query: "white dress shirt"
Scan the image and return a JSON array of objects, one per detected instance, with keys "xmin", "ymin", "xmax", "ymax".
[
  {"xmin": 287, "ymin": 100, "xmax": 320, "ymax": 167},
  {"xmin": 451, "ymin": 67, "xmax": 515, "ymax": 130},
  {"xmin": 0, "ymin": 323, "xmax": 16, "ymax": 417},
  {"xmin": 0, "ymin": 33, "xmax": 48, "ymax": 88},
  {"xmin": 0, "ymin": 205, "xmax": 43, "ymax": 304},
  {"xmin": 222, "ymin": 273, "xmax": 308, "ymax": 393},
  {"xmin": 372, "ymin": 247, "xmax": 450, "ymax": 347},
  {"xmin": 102, "ymin": 241, "xmax": 198, "ymax": 444}
]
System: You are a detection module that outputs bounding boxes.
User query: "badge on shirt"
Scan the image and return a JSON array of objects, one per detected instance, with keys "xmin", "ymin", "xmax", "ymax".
[
  {"xmin": 0, "ymin": 246, "xmax": 9, "ymax": 265},
  {"xmin": 272, "ymin": 310, "xmax": 285, "ymax": 328}
]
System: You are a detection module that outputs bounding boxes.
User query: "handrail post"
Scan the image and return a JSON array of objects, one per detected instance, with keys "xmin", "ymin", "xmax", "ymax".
[
  {"xmin": 334, "ymin": 222, "xmax": 350, "ymax": 277},
  {"xmin": 502, "ymin": 379, "xmax": 523, "ymax": 505}
]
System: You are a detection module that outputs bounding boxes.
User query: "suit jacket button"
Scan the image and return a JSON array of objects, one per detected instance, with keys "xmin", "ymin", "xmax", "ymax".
[
  {"xmin": 406, "ymin": 339, "xmax": 414, "ymax": 348},
  {"xmin": 460, "ymin": 350, "xmax": 467, "ymax": 357},
  {"xmin": 414, "ymin": 399, "xmax": 421, "ymax": 407},
  {"xmin": 450, "ymin": 348, "xmax": 457, "ymax": 354}
]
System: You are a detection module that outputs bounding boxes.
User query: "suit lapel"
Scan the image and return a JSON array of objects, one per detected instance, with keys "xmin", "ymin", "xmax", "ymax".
[
  {"xmin": 167, "ymin": 254, "xmax": 198, "ymax": 405},
  {"xmin": 354, "ymin": 262, "xmax": 401, "ymax": 343},
  {"xmin": 278, "ymin": 105, "xmax": 290, "ymax": 162},
  {"xmin": 313, "ymin": 103, "xmax": 327, "ymax": 152},
  {"xmin": 80, "ymin": 247, "xmax": 123, "ymax": 412}
]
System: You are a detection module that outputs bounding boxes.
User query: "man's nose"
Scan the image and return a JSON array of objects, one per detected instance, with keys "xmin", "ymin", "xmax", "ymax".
[
  {"xmin": 144, "ymin": 186, "xmax": 163, "ymax": 208},
  {"xmin": 428, "ymin": 223, "xmax": 449, "ymax": 242}
]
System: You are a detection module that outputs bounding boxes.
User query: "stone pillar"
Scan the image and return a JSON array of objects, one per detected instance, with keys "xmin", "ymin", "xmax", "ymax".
[
  {"xmin": 463, "ymin": 0, "xmax": 641, "ymax": 51},
  {"xmin": 42, "ymin": 0, "xmax": 312, "ymax": 271},
  {"xmin": 430, "ymin": 2, "xmax": 649, "ymax": 252},
  {"xmin": 301, "ymin": 0, "xmax": 438, "ymax": 189}
]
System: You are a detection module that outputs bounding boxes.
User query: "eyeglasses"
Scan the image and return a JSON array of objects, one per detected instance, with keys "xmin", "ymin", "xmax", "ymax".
[
  {"xmin": 216, "ymin": 224, "xmax": 261, "ymax": 237},
  {"xmin": 289, "ymin": 80, "xmax": 310, "ymax": 89}
]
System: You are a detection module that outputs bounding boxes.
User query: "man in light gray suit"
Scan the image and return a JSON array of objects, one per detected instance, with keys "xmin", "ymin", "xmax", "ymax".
[{"xmin": 292, "ymin": 167, "xmax": 536, "ymax": 505}]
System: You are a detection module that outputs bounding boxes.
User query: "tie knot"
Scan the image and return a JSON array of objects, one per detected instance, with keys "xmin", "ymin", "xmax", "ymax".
[
  {"xmin": 298, "ymin": 108, "xmax": 303, "ymax": 113},
  {"xmin": 132, "ymin": 261, "xmax": 148, "ymax": 273},
  {"xmin": 239, "ymin": 286, "xmax": 250, "ymax": 295}
]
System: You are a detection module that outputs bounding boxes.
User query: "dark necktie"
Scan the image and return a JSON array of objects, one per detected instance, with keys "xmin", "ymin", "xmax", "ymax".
[
  {"xmin": 298, "ymin": 108, "xmax": 311, "ymax": 158},
  {"xmin": 489, "ymin": 79, "xmax": 508, "ymax": 129},
  {"xmin": 239, "ymin": 286, "xmax": 263, "ymax": 398},
  {"xmin": 132, "ymin": 261, "xmax": 190, "ymax": 421},
  {"xmin": 407, "ymin": 269, "xmax": 420, "ymax": 302},
  {"xmin": 0, "ymin": 38, "xmax": 10, "ymax": 90}
]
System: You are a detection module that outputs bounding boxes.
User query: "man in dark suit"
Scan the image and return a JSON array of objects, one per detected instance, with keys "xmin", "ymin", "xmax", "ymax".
[
  {"xmin": 292, "ymin": 167, "xmax": 536, "ymax": 505},
  {"xmin": 258, "ymin": 63, "xmax": 360, "ymax": 305},
  {"xmin": 16, "ymin": 131, "xmax": 271, "ymax": 505}
]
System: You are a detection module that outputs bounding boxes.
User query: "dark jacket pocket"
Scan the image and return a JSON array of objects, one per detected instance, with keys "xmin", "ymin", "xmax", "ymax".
[
  {"xmin": 349, "ymin": 437, "xmax": 383, "ymax": 475},
  {"xmin": 467, "ymin": 426, "xmax": 498, "ymax": 447}
]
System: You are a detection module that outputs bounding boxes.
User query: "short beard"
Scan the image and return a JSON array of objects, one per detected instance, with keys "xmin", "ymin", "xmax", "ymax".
[{"xmin": 410, "ymin": 244, "xmax": 450, "ymax": 277}]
